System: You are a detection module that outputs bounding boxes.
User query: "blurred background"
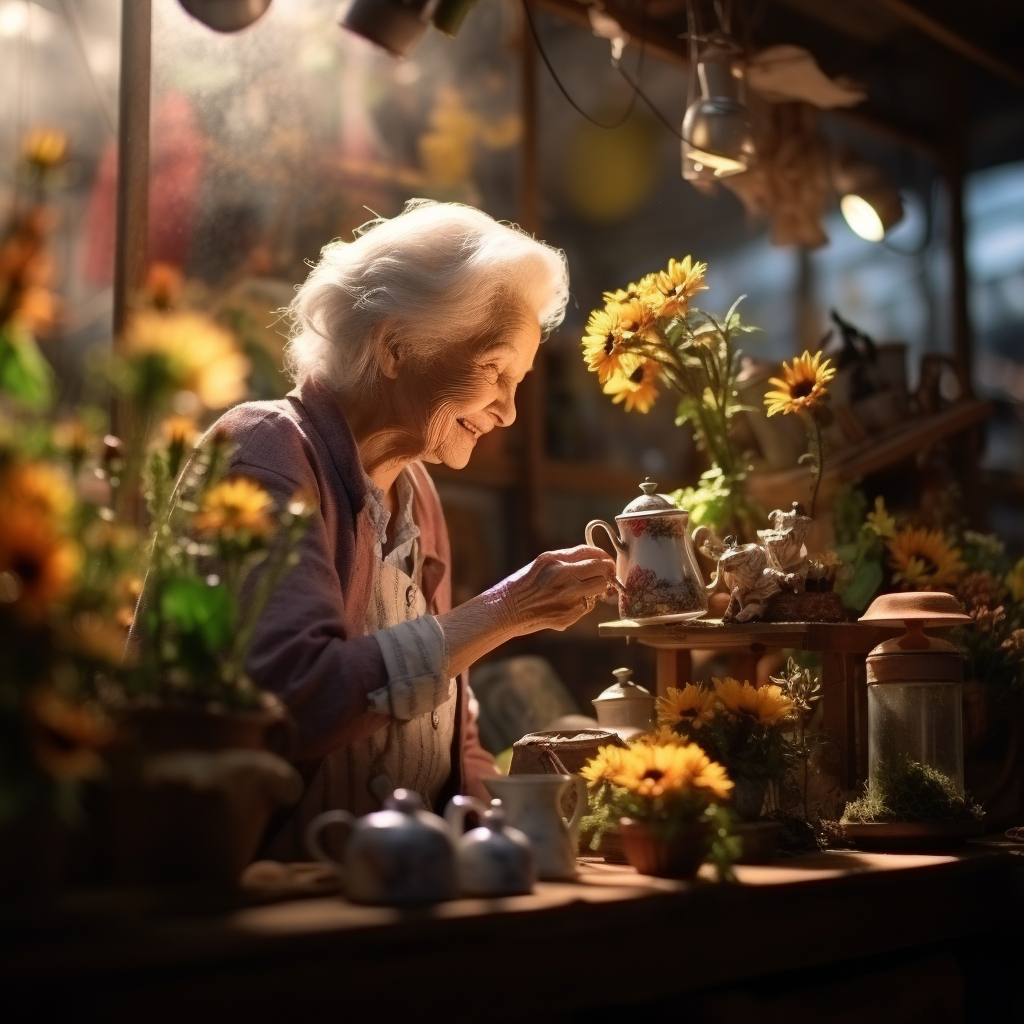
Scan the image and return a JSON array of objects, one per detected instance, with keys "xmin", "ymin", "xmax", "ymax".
[{"xmin": 2, "ymin": 0, "xmax": 1022, "ymax": 709}]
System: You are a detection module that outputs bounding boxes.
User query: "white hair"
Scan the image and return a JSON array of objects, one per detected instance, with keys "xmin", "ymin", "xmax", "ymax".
[{"xmin": 282, "ymin": 199, "xmax": 570, "ymax": 394}]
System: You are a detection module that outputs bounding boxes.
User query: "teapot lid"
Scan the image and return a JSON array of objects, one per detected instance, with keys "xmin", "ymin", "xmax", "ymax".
[
  {"xmin": 619, "ymin": 479, "xmax": 680, "ymax": 518},
  {"xmin": 593, "ymin": 667, "xmax": 654, "ymax": 704}
]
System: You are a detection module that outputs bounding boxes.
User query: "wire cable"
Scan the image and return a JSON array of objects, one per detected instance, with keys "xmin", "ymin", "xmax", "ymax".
[
  {"xmin": 521, "ymin": 0, "xmax": 643, "ymax": 130},
  {"xmin": 613, "ymin": 59, "xmax": 685, "ymax": 140}
]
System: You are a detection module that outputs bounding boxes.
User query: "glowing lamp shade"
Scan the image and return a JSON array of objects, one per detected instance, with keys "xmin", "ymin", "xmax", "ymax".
[
  {"xmin": 840, "ymin": 186, "xmax": 904, "ymax": 242},
  {"xmin": 682, "ymin": 49, "xmax": 756, "ymax": 182}
]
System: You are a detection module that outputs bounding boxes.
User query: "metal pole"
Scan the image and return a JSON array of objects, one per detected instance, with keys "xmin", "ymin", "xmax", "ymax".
[
  {"xmin": 942, "ymin": 59, "xmax": 973, "ymax": 395},
  {"xmin": 519, "ymin": 0, "xmax": 547, "ymax": 554},
  {"xmin": 112, "ymin": 0, "xmax": 152, "ymax": 352}
]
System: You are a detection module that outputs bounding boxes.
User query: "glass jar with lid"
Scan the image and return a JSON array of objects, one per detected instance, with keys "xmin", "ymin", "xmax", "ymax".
[{"xmin": 859, "ymin": 592, "xmax": 973, "ymax": 800}]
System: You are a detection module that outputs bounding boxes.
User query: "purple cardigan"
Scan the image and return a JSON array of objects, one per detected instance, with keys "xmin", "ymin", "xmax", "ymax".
[{"xmin": 207, "ymin": 379, "xmax": 497, "ymax": 801}]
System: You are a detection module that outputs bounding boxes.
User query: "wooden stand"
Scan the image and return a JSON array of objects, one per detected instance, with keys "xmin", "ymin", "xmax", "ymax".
[{"xmin": 597, "ymin": 619, "xmax": 902, "ymax": 792}]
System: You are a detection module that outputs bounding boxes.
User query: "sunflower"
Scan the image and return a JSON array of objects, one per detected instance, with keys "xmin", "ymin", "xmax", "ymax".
[
  {"xmin": 124, "ymin": 310, "xmax": 250, "ymax": 409},
  {"xmin": 614, "ymin": 296, "xmax": 659, "ymax": 339},
  {"xmin": 865, "ymin": 495, "xmax": 896, "ymax": 538},
  {"xmin": 26, "ymin": 688, "xmax": 115, "ymax": 780},
  {"xmin": 647, "ymin": 256, "xmax": 708, "ymax": 319},
  {"xmin": 602, "ymin": 278, "xmax": 648, "ymax": 305},
  {"xmin": 634, "ymin": 725, "xmax": 688, "ymax": 746},
  {"xmin": 712, "ymin": 677, "xmax": 795, "ymax": 725},
  {"xmin": 160, "ymin": 415, "xmax": 200, "ymax": 446},
  {"xmin": 193, "ymin": 477, "xmax": 276, "ymax": 541},
  {"xmin": 764, "ymin": 350, "xmax": 836, "ymax": 417},
  {"xmin": 656, "ymin": 683, "xmax": 717, "ymax": 729},
  {"xmin": 581, "ymin": 743, "xmax": 632, "ymax": 786},
  {"xmin": 887, "ymin": 526, "xmax": 965, "ymax": 590},
  {"xmin": 0, "ymin": 510, "xmax": 80, "ymax": 621},
  {"xmin": 582, "ymin": 306, "xmax": 630, "ymax": 384},
  {"xmin": 144, "ymin": 262, "xmax": 185, "ymax": 310},
  {"xmin": 1, "ymin": 461, "xmax": 74, "ymax": 521},
  {"xmin": 22, "ymin": 127, "xmax": 68, "ymax": 170},
  {"xmin": 51, "ymin": 417, "xmax": 96, "ymax": 466},
  {"xmin": 603, "ymin": 354, "xmax": 661, "ymax": 414},
  {"xmin": 609, "ymin": 741, "xmax": 733, "ymax": 803}
]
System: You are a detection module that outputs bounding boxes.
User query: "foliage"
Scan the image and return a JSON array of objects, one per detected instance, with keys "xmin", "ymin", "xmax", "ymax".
[
  {"xmin": 833, "ymin": 485, "xmax": 1024, "ymax": 693},
  {"xmin": 0, "ymin": 131, "xmax": 306, "ymax": 825},
  {"xmin": 129, "ymin": 435, "xmax": 312, "ymax": 708},
  {"xmin": 657, "ymin": 676, "xmax": 798, "ymax": 785},
  {"xmin": 841, "ymin": 756, "xmax": 984, "ymax": 824},
  {"xmin": 581, "ymin": 259, "xmax": 761, "ymax": 535}
]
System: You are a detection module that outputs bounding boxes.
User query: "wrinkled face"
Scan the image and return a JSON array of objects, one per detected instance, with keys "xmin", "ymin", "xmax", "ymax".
[{"xmin": 401, "ymin": 320, "xmax": 541, "ymax": 470}]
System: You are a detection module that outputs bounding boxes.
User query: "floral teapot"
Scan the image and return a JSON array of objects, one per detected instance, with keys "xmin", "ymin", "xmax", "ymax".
[{"xmin": 585, "ymin": 480, "xmax": 707, "ymax": 623}]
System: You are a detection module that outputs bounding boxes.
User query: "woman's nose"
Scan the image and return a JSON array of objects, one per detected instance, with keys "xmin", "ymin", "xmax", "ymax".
[{"xmin": 490, "ymin": 388, "xmax": 517, "ymax": 428}]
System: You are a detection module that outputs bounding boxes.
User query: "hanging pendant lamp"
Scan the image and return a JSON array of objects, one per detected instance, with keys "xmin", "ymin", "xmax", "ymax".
[
  {"xmin": 177, "ymin": 0, "xmax": 273, "ymax": 33},
  {"xmin": 682, "ymin": 44, "xmax": 756, "ymax": 181}
]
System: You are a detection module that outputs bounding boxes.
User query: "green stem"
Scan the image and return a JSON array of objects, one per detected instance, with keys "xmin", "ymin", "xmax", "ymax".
[{"xmin": 809, "ymin": 415, "xmax": 825, "ymax": 519}]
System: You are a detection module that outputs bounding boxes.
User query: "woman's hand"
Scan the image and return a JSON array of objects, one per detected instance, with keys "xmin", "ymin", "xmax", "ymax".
[
  {"xmin": 491, "ymin": 545, "xmax": 619, "ymax": 634},
  {"xmin": 437, "ymin": 545, "xmax": 618, "ymax": 678}
]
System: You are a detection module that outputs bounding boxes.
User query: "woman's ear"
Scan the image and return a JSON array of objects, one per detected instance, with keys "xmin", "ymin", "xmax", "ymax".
[{"xmin": 380, "ymin": 340, "xmax": 403, "ymax": 380}]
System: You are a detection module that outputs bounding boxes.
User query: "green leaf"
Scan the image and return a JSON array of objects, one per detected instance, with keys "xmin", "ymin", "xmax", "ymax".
[
  {"xmin": 0, "ymin": 320, "xmax": 53, "ymax": 409},
  {"xmin": 159, "ymin": 577, "xmax": 236, "ymax": 650},
  {"xmin": 840, "ymin": 558, "xmax": 884, "ymax": 611}
]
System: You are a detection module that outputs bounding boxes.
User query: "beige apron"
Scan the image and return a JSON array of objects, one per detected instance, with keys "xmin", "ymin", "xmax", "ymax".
[{"xmin": 267, "ymin": 558, "xmax": 456, "ymax": 860}]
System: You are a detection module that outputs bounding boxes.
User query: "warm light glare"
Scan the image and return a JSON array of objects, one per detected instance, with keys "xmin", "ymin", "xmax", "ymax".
[
  {"xmin": 0, "ymin": 1, "xmax": 54, "ymax": 41},
  {"xmin": 841, "ymin": 193, "xmax": 886, "ymax": 242},
  {"xmin": 685, "ymin": 145, "xmax": 747, "ymax": 177}
]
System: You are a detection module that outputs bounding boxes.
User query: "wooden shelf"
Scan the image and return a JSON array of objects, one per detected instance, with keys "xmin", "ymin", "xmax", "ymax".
[
  {"xmin": 597, "ymin": 617, "xmax": 901, "ymax": 652},
  {"xmin": 747, "ymin": 399, "xmax": 993, "ymax": 509}
]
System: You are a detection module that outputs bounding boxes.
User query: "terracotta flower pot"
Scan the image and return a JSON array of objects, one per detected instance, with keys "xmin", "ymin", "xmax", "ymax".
[
  {"xmin": 618, "ymin": 817, "xmax": 713, "ymax": 879},
  {"xmin": 99, "ymin": 701, "xmax": 301, "ymax": 887}
]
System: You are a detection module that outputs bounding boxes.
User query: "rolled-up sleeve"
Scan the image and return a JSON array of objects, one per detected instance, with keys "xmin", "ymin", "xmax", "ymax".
[{"xmin": 368, "ymin": 615, "xmax": 449, "ymax": 719}]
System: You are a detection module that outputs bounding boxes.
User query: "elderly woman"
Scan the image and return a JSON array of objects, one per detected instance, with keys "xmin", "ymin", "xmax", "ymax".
[{"xmin": 207, "ymin": 200, "xmax": 615, "ymax": 858}]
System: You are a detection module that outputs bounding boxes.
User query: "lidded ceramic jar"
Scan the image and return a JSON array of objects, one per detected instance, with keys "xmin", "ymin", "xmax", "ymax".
[
  {"xmin": 585, "ymin": 479, "xmax": 707, "ymax": 622},
  {"xmin": 592, "ymin": 667, "xmax": 656, "ymax": 741},
  {"xmin": 860, "ymin": 592, "xmax": 973, "ymax": 799}
]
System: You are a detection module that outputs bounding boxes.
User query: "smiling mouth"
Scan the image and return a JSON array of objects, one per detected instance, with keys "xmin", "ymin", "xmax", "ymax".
[{"xmin": 456, "ymin": 417, "xmax": 482, "ymax": 438}]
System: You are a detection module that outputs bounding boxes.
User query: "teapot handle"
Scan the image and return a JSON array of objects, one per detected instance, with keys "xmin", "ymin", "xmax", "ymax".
[
  {"xmin": 305, "ymin": 809, "xmax": 355, "ymax": 875},
  {"xmin": 444, "ymin": 793, "xmax": 490, "ymax": 836},
  {"xmin": 585, "ymin": 519, "xmax": 625, "ymax": 556}
]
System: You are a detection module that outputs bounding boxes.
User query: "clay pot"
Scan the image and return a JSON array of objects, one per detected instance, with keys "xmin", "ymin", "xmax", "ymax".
[
  {"xmin": 100, "ymin": 700, "xmax": 301, "ymax": 887},
  {"xmin": 618, "ymin": 817, "xmax": 713, "ymax": 879}
]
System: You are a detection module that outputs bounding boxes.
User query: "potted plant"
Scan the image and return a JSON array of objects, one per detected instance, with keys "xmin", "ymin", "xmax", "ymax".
[
  {"xmin": 580, "ymin": 732, "xmax": 736, "ymax": 879},
  {"xmin": 656, "ymin": 676, "xmax": 798, "ymax": 820},
  {"xmin": 580, "ymin": 255, "xmax": 763, "ymax": 537},
  {"xmin": 0, "ymin": 130, "xmax": 308, "ymax": 889}
]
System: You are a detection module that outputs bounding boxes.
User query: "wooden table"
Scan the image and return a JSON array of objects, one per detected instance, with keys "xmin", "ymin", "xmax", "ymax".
[
  {"xmin": 598, "ymin": 619, "xmax": 903, "ymax": 792},
  {"xmin": 2, "ymin": 849, "xmax": 1019, "ymax": 1020}
]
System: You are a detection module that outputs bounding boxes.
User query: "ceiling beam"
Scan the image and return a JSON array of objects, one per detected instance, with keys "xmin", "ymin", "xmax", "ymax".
[
  {"xmin": 866, "ymin": 0, "xmax": 1024, "ymax": 92},
  {"xmin": 530, "ymin": 0, "xmax": 940, "ymax": 159}
]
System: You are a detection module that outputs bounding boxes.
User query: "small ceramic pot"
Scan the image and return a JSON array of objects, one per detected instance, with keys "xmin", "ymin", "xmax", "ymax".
[
  {"xmin": 618, "ymin": 818, "xmax": 713, "ymax": 879},
  {"xmin": 445, "ymin": 796, "xmax": 535, "ymax": 897}
]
